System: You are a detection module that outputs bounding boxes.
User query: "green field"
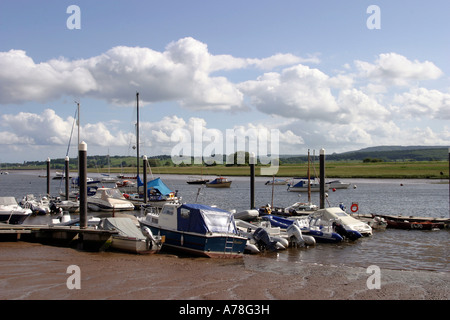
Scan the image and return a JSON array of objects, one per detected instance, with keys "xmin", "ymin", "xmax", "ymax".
[{"xmin": 119, "ymin": 161, "xmax": 449, "ymax": 179}]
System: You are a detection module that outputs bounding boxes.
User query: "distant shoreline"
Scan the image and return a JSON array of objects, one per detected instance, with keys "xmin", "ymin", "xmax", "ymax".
[{"xmin": 4, "ymin": 160, "xmax": 449, "ymax": 180}]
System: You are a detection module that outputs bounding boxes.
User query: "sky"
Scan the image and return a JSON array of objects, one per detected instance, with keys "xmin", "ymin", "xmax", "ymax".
[{"xmin": 0, "ymin": 0, "xmax": 449, "ymax": 163}]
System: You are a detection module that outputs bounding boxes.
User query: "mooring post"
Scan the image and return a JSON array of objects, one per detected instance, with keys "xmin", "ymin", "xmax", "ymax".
[
  {"xmin": 79, "ymin": 141, "xmax": 88, "ymax": 229},
  {"xmin": 65, "ymin": 156, "xmax": 70, "ymax": 201},
  {"xmin": 320, "ymin": 148, "xmax": 325, "ymax": 209},
  {"xmin": 143, "ymin": 155, "xmax": 148, "ymax": 204},
  {"xmin": 250, "ymin": 152, "xmax": 255, "ymax": 209},
  {"xmin": 46, "ymin": 157, "xmax": 50, "ymax": 197}
]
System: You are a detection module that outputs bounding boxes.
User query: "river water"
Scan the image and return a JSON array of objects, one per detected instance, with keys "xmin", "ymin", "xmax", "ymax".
[{"xmin": 1, "ymin": 170, "xmax": 449, "ymax": 273}]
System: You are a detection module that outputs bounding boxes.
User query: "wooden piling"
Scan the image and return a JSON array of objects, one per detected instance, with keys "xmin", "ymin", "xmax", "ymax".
[
  {"xmin": 46, "ymin": 158, "xmax": 50, "ymax": 197},
  {"xmin": 250, "ymin": 152, "xmax": 255, "ymax": 209},
  {"xmin": 78, "ymin": 142, "xmax": 87, "ymax": 229}
]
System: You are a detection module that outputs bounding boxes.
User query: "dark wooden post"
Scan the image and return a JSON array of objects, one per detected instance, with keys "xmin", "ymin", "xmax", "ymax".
[{"xmin": 79, "ymin": 142, "xmax": 87, "ymax": 229}]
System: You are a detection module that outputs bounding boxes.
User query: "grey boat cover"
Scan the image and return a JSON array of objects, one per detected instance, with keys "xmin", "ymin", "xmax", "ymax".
[
  {"xmin": 0, "ymin": 197, "xmax": 19, "ymax": 206},
  {"xmin": 102, "ymin": 217, "xmax": 146, "ymax": 240}
]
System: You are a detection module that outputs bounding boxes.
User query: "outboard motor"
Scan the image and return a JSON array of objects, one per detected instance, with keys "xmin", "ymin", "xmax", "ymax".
[
  {"xmin": 253, "ymin": 227, "xmax": 279, "ymax": 252},
  {"xmin": 49, "ymin": 202, "xmax": 63, "ymax": 215},
  {"xmin": 333, "ymin": 222, "xmax": 361, "ymax": 241},
  {"xmin": 142, "ymin": 226, "xmax": 156, "ymax": 242},
  {"xmin": 287, "ymin": 223, "xmax": 305, "ymax": 247}
]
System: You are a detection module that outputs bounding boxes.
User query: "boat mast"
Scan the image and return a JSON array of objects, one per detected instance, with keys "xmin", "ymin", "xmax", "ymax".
[
  {"xmin": 136, "ymin": 92, "xmax": 140, "ymax": 195},
  {"xmin": 307, "ymin": 149, "xmax": 311, "ymax": 203},
  {"xmin": 76, "ymin": 101, "xmax": 80, "ymax": 147}
]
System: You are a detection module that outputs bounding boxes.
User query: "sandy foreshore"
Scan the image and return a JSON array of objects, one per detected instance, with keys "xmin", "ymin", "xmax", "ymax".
[{"xmin": 0, "ymin": 242, "xmax": 448, "ymax": 301}]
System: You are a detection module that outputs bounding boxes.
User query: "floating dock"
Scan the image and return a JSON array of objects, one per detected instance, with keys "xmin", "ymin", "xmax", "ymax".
[{"xmin": 0, "ymin": 224, "xmax": 117, "ymax": 251}]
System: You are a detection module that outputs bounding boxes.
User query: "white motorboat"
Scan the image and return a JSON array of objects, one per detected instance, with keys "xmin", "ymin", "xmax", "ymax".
[
  {"xmin": 87, "ymin": 188, "xmax": 135, "ymax": 212},
  {"xmin": 287, "ymin": 178, "xmax": 329, "ymax": 192},
  {"xmin": 233, "ymin": 209, "xmax": 259, "ymax": 221},
  {"xmin": 100, "ymin": 217, "xmax": 162, "ymax": 254},
  {"xmin": 235, "ymin": 219, "xmax": 288, "ymax": 251},
  {"xmin": 309, "ymin": 207, "xmax": 373, "ymax": 237},
  {"xmin": 19, "ymin": 194, "xmax": 52, "ymax": 215},
  {"xmin": 0, "ymin": 196, "xmax": 32, "ymax": 224},
  {"xmin": 326, "ymin": 180, "xmax": 351, "ymax": 189},
  {"xmin": 52, "ymin": 198, "xmax": 80, "ymax": 213},
  {"xmin": 283, "ymin": 201, "xmax": 318, "ymax": 214}
]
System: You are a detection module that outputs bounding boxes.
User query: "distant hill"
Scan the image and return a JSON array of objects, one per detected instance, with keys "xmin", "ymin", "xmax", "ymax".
[{"xmin": 282, "ymin": 146, "xmax": 449, "ymax": 163}]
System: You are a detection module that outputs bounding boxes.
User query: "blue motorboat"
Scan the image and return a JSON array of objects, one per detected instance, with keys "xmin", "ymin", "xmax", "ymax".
[
  {"xmin": 261, "ymin": 214, "xmax": 345, "ymax": 243},
  {"xmin": 139, "ymin": 203, "xmax": 247, "ymax": 258}
]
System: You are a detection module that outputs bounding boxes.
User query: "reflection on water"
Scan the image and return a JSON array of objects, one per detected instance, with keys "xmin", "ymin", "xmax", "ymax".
[{"xmin": 1, "ymin": 171, "xmax": 449, "ymax": 272}]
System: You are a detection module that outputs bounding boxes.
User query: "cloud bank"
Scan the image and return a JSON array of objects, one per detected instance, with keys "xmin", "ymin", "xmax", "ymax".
[{"xmin": 0, "ymin": 37, "xmax": 449, "ymax": 160}]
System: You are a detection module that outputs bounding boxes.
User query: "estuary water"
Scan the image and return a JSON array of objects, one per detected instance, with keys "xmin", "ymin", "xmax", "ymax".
[{"xmin": 1, "ymin": 170, "xmax": 449, "ymax": 273}]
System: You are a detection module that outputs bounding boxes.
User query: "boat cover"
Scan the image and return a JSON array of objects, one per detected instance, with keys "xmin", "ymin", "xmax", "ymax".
[
  {"xmin": 177, "ymin": 204, "xmax": 238, "ymax": 235},
  {"xmin": 146, "ymin": 178, "xmax": 173, "ymax": 196},
  {"xmin": 101, "ymin": 217, "xmax": 146, "ymax": 240},
  {"xmin": 0, "ymin": 197, "xmax": 18, "ymax": 206},
  {"xmin": 291, "ymin": 180, "xmax": 307, "ymax": 187},
  {"xmin": 311, "ymin": 208, "xmax": 365, "ymax": 227}
]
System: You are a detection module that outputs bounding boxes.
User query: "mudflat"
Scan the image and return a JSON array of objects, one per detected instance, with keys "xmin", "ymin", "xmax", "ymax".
[{"xmin": 0, "ymin": 242, "xmax": 448, "ymax": 300}]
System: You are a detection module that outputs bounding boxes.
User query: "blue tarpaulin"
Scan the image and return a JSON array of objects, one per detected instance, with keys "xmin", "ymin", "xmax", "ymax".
[
  {"xmin": 146, "ymin": 177, "xmax": 173, "ymax": 196},
  {"xmin": 177, "ymin": 204, "xmax": 238, "ymax": 235}
]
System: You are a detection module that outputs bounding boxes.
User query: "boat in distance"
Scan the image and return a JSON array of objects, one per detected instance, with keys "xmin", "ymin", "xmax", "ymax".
[
  {"xmin": 139, "ymin": 203, "xmax": 247, "ymax": 258},
  {"xmin": 186, "ymin": 176, "xmax": 210, "ymax": 184},
  {"xmin": 287, "ymin": 178, "xmax": 329, "ymax": 192},
  {"xmin": 205, "ymin": 177, "xmax": 232, "ymax": 188}
]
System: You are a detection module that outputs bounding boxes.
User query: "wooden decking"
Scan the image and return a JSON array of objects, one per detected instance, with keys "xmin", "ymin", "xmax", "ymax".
[{"xmin": 0, "ymin": 223, "xmax": 117, "ymax": 250}]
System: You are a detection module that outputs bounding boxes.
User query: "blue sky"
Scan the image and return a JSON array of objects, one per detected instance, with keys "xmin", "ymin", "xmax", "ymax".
[{"xmin": 0, "ymin": 1, "xmax": 449, "ymax": 163}]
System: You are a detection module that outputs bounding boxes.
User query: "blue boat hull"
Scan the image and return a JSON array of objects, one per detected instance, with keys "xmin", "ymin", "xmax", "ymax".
[
  {"xmin": 140, "ymin": 223, "xmax": 247, "ymax": 258},
  {"xmin": 261, "ymin": 215, "xmax": 344, "ymax": 243}
]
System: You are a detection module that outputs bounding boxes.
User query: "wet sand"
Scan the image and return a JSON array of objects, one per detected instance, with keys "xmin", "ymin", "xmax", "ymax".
[{"xmin": 0, "ymin": 242, "xmax": 448, "ymax": 301}]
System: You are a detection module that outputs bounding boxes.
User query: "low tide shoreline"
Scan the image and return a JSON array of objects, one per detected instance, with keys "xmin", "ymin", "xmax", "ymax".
[{"xmin": 0, "ymin": 242, "xmax": 448, "ymax": 301}]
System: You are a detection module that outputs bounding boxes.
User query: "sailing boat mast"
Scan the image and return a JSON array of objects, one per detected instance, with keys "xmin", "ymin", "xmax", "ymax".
[
  {"xmin": 76, "ymin": 101, "xmax": 80, "ymax": 147},
  {"xmin": 307, "ymin": 149, "xmax": 311, "ymax": 203},
  {"xmin": 136, "ymin": 92, "xmax": 140, "ymax": 194}
]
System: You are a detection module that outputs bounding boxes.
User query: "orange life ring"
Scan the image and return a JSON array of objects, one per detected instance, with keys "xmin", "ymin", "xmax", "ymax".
[{"xmin": 350, "ymin": 203, "xmax": 359, "ymax": 213}]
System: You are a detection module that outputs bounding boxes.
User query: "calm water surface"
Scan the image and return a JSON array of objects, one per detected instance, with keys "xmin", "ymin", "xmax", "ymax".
[{"xmin": 1, "ymin": 171, "xmax": 449, "ymax": 273}]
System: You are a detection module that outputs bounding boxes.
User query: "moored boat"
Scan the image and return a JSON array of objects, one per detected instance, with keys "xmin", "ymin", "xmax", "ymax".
[
  {"xmin": 373, "ymin": 214, "xmax": 446, "ymax": 230},
  {"xmin": 261, "ymin": 214, "xmax": 344, "ymax": 243},
  {"xmin": 309, "ymin": 207, "xmax": 372, "ymax": 237},
  {"xmin": 0, "ymin": 196, "xmax": 32, "ymax": 224},
  {"xmin": 206, "ymin": 177, "xmax": 232, "ymax": 188},
  {"xmin": 100, "ymin": 217, "xmax": 162, "ymax": 254},
  {"xmin": 326, "ymin": 180, "xmax": 351, "ymax": 189},
  {"xmin": 139, "ymin": 203, "xmax": 247, "ymax": 258},
  {"xmin": 265, "ymin": 178, "xmax": 288, "ymax": 185},
  {"xmin": 87, "ymin": 187, "xmax": 135, "ymax": 212},
  {"xmin": 287, "ymin": 178, "xmax": 329, "ymax": 192},
  {"xmin": 186, "ymin": 175, "xmax": 210, "ymax": 184}
]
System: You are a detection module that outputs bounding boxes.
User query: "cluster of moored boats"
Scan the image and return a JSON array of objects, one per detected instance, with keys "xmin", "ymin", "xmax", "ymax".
[{"xmin": 1, "ymin": 174, "xmax": 448, "ymax": 258}]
